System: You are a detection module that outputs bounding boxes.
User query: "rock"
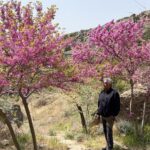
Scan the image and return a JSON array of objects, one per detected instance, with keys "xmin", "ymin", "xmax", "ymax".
[{"xmin": 119, "ymin": 84, "xmax": 150, "ymax": 122}]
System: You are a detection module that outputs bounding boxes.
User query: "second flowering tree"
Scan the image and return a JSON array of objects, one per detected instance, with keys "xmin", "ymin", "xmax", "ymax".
[{"xmin": 73, "ymin": 19, "xmax": 150, "ymax": 115}]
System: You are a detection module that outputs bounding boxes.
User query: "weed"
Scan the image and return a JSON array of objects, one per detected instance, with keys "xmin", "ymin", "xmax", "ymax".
[
  {"xmin": 49, "ymin": 129, "xmax": 57, "ymax": 136},
  {"xmin": 64, "ymin": 131, "xmax": 74, "ymax": 140}
]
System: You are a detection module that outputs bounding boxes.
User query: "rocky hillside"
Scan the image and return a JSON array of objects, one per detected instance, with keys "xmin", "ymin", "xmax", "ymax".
[{"xmin": 64, "ymin": 10, "xmax": 150, "ymax": 47}]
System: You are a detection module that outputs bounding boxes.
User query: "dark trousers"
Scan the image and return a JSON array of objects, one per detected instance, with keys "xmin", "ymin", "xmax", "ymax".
[{"xmin": 102, "ymin": 116, "xmax": 115, "ymax": 150}]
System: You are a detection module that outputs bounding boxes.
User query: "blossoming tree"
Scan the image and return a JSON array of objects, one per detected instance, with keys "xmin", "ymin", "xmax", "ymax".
[
  {"xmin": 0, "ymin": 1, "xmax": 76, "ymax": 149},
  {"xmin": 89, "ymin": 19, "xmax": 150, "ymax": 115}
]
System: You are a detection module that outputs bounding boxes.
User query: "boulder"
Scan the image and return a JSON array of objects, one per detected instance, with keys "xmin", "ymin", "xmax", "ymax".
[{"xmin": 119, "ymin": 84, "xmax": 150, "ymax": 123}]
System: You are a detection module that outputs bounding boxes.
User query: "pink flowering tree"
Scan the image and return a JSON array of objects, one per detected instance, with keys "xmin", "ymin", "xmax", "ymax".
[
  {"xmin": 0, "ymin": 1, "xmax": 76, "ymax": 149},
  {"xmin": 72, "ymin": 43, "xmax": 103, "ymax": 80},
  {"xmin": 89, "ymin": 19, "xmax": 150, "ymax": 115}
]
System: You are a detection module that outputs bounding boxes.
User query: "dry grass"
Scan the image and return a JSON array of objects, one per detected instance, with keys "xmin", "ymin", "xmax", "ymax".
[
  {"xmin": 83, "ymin": 135, "xmax": 106, "ymax": 150},
  {"xmin": 37, "ymin": 134, "xmax": 68, "ymax": 150}
]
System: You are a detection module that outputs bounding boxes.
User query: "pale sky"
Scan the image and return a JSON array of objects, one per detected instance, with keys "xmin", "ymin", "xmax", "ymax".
[{"xmin": 4, "ymin": 0, "xmax": 150, "ymax": 33}]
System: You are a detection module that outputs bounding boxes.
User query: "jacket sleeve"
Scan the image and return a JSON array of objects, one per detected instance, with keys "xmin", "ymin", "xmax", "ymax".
[
  {"xmin": 97, "ymin": 93, "xmax": 102, "ymax": 115},
  {"xmin": 112, "ymin": 91, "xmax": 120, "ymax": 116}
]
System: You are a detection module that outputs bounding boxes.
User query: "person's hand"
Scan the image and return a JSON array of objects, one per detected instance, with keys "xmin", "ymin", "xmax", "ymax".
[
  {"xmin": 91, "ymin": 110, "xmax": 98, "ymax": 116},
  {"xmin": 94, "ymin": 114, "xmax": 100, "ymax": 119},
  {"xmin": 89, "ymin": 114, "xmax": 101, "ymax": 127}
]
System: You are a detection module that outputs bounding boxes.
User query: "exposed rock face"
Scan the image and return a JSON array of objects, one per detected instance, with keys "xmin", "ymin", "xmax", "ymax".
[{"xmin": 119, "ymin": 85, "xmax": 150, "ymax": 123}]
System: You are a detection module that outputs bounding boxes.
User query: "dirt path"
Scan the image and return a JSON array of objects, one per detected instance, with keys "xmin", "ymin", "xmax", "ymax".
[
  {"xmin": 23, "ymin": 120, "xmax": 89, "ymax": 150},
  {"xmin": 55, "ymin": 132, "xmax": 89, "ymax": 150},
  {"xmin": 44, "ymin": 132, "xmax": 89, "ymax": 150}
]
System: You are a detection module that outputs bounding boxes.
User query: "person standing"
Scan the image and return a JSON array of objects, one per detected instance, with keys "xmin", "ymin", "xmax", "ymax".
[{"xmin": 97, "ymin": 78, "xmax": 120, "ymax": 150}]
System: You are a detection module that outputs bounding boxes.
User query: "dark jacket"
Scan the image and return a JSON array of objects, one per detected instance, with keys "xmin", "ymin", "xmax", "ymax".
[{"xmin": 97, "ymin": 88, "xmax": 120, "ymax": 117}]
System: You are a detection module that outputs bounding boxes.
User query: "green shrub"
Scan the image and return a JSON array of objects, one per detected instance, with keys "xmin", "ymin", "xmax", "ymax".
[
  {"xmin": 123, "ymin": 133, "xmax": 142, "ymax": 147},
  {"xmin": 116, "ymin": 120, "xmax": 134, "ymax": 135},
  {"xmin": 122, "ymin": 124, "xmax": 150, "ymax": 148}
]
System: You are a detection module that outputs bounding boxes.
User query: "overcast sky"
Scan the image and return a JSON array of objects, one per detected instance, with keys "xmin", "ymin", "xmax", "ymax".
[{"xmin": 4, "ymin": 0, "xmax": 150, "ymax": 33}]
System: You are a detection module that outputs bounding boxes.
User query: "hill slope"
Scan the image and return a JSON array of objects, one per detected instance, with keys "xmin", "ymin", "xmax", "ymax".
[{"xmin": 64, "ymin": 10, "xmax": 150, "ymax": 46}]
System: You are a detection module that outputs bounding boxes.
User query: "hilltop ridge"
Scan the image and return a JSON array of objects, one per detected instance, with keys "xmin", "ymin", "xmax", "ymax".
[{"xmin": 64, "ymin": 10, "xmax": 150, "ymax": 46}]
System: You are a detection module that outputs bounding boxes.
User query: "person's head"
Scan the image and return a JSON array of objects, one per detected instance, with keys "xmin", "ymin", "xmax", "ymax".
[{"xmin": 102, "ymin": 77, "xmax": 112, "ymax": 90}]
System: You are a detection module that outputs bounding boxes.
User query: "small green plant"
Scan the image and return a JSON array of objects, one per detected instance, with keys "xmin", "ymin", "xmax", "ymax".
[
  {"xmin": 17, "ymin": 133, "xmax": 31, "ymax": 149},
  {"xmin": 49, "ymin": 129, "xmax": 57, "ymax": 136},
  {"xmin": 123, "ymin": 133, "xmax": 142, "ymax": 147},
  {"xmin": 64, "ymin": 131, "xmax": 74, "ymax": 140}
]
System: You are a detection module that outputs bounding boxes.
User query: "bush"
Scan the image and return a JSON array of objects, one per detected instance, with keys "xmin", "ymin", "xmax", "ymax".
[
  {"xmin": 116, "ymin": 120, "xmax": 134, "ymax": 135},
  {"xmin": 123, "ymin": 133, "xmax": 142, "ymax": 147},
  {"xmin": 122, "ymin": 124, "xmax": 150, "ymax": 148}
]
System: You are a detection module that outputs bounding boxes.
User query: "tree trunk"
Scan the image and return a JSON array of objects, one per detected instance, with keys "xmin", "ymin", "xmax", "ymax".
[
  {"xmin": 22, "ymin": 98, "xmax": 37, "ymax": 150},
  {"xmin": 76, "ymin": 104, "xmax": 88, "ymax": 134},
  {"xmin": 0, "ymin": 109, "xmax": 21, "ymax": 150},
  {"xmin": 141, "ymin": 100, "xmax": 147, "ymax": 135},
  {"xmin": 130, "ymin": 79, "xmax": 134, "ymax": 115}
]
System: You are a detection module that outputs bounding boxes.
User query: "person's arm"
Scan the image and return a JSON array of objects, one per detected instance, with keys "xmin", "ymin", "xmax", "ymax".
[
  {"xmin": 112, "ymin": 91, "xmax": 120, "ymax": 116},
  {"xmin": 97, "ymin": 93, "xmax": 102, "ymax": 116}
]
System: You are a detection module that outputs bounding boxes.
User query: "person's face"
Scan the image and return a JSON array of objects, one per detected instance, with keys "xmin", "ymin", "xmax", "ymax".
[{"xmin": 103, "ymin": 81, "xmax": 111, "ymax": 90}]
